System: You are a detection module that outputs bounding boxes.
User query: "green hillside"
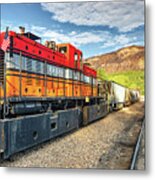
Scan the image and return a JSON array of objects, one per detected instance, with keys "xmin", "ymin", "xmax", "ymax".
[{"xmin": 98, "ymin": 69, "xmax": 144, "ymax": 95}]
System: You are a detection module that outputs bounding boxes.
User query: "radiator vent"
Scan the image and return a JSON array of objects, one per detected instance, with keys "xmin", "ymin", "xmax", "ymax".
[{"xmin": 0, "ymin": 50, "xmax": 5, "ymax": 84}]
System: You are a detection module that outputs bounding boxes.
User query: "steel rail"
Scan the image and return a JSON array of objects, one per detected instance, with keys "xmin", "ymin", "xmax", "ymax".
[{"xmin": 130, "ymin": 120, "xmax": 144, "ymax": 170}]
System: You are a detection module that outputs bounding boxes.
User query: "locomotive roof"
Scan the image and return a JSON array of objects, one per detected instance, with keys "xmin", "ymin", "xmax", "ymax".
[{"xmin": 21, "ymin": 32, "xmax": 41, "ymax": 41}]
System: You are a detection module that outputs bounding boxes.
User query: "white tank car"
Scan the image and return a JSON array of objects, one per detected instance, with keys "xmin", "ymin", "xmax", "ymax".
[{"xmin": 110, "ymin": 81, "xmax": 126, "ymax": 110}]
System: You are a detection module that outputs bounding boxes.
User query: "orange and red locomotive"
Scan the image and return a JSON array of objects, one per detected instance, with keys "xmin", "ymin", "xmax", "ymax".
[
  {"xmin": 0, "ymin": 28, "xmax": 139, "ymax": 159},
  {"xmin": 0, "ymin": 28, "xmax": 107, "ymax": 159},
  {"xmin": 0, "ymin": 29, "xmax": 97, "ymax": 99}
]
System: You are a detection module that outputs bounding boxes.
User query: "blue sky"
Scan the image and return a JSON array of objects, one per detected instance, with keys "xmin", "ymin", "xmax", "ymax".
[{"xmin": 1, "ymin": 1, "xmax": 144, "ymax": 58}]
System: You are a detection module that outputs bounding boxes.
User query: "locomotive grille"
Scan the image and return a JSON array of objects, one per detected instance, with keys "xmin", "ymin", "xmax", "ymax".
[
  {"xmin": 0, "ymin": 50, "xmax": 5, "ymax": 84},
  {"xmin": 36, "ymin": 78, "xmax": 41, "ymax": 86},
  {"xmin": 26, "ymin": 58, "xmax": 32, "ymax": 85},
  {"xmin": 26, "ymin": 78, "xmax": 32, "ymax": 86}
]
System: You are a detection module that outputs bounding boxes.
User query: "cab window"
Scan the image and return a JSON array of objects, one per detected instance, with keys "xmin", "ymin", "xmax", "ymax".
[{"xmin": 59, "ymin": 46, "xmax": 67, "ymax": 54}]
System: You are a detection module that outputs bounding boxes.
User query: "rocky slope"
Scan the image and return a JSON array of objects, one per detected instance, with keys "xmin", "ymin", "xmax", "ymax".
[{"xmin": 85, "ymin": 46, "xmax": 144, "ymax": 73}]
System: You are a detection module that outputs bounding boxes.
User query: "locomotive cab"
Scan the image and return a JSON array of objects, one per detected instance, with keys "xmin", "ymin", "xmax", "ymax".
[{"xmin": 57, "ymin": 43, "xmax": 83, "ymax": 70}]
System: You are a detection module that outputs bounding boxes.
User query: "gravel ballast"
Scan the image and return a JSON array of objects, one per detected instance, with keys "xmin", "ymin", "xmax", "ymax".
[{"xmin": 0, "ymin": 100, "xmax": 145, "ymax": 169}]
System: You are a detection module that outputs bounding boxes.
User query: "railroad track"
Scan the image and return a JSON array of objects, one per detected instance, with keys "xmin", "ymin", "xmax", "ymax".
[
  {"xmin": 130, "ymin": 120, "xmax": 145, "ymax": 170},
  {"xmin": 97, "ymin": 114, "xmax": 145, "ymax": 170}
]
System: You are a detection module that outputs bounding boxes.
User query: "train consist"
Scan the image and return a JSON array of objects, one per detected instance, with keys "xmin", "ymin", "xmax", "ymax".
[
  {"xmin": 0, "ymin": 28, "xmax": 139, "ymax": 159},
  {"xmin": 98, "ymin": 80, "xmax": 140, "ymax": 110}
]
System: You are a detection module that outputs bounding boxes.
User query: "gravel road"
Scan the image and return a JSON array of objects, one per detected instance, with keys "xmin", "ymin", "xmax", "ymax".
[{"xmin": 0, "ymin": 100, "xmax": 145, "ymax": 169}]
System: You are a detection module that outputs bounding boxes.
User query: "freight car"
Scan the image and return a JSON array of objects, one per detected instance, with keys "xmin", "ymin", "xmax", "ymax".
[
  {"xmin": 0, "ymin": 27, "xmax": 139, "ymax": 159},
  {"xmin": 130, "ymin": 90, "xmax": 140, "ymax": 103},
  {"xmin": 98, "ymin": 80, "xmax": 140, "ymax": 110}
]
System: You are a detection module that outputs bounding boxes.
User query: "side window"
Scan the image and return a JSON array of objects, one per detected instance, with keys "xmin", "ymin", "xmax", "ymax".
[
  {"xmin": 84, "ymin": 75, "xmax": 86, "ymax": 83},
  {"xmin": 74, "ymin": 53, "xmax": 78, "ymax": 61},
  {"xmin": 36, "ymin": 60, "xmax": 41, "ymax": 73},
  {"xmin": 14, "ymin": 54, "xmax": 20, "ymax": 70},
  {"xmin": 65, "ymin": 69, "xmax": 72, "ymax": 79},
  {"xmin": 57, "ymin": 67, "xmax": 61, "ymax": 77},
  {"xmin": 93, "ymin": 78, "xmax": 96, "ymax": 86},
  {"xmin": 73, "ymin": 71, "xmax": 80, "ymax": 80},
  {"xmin": 76, "ymin": 71, "xmax": 80, "ymax": 80},
  {"xmin": 32, "ymin": 59, "xmax": 36, "ymax": 72},
  {"xmin": 86, "ymin": 76, "xmax": 88, "ymax": 83},
  {"xmin": 43, "ymin": 62, "xmax": 46, "ymax": 74},
  {"xmin": 5, "ymin": 52, "xmax": 10, "ymax": 62},
  {"xmin": 76, "ymin": 71, "xmax": 78, "ymax": 80},
  {"xmin": 40, "ymin": 62, "xmax": 44, "ymax": 74},
  {"xmin": 73, "ymin": 71, "xmax": 75, "ymax": 80},
  {"xmin": 26, "ymin": 58, "xmax": 32, "ymax": 72},
  {"xmin": 55, "ymin": 66, "xmax": 58, "ymax": 77},
  {"xmin": 65, "ymin": 69, "xmax": 73, "ymax": 79},
  {"xmin": 52, "ymin": 66, "xmax": 59, "ymax": 77},
  {"xmin": 69, "ymin": 69, "xmax": 72, "ymax": 79},
  {"xmin": 22, "ymin": 56, "xmax": 26, "ymax": 71},
  {"xmin": 88, "ymin": 76, "xmax": 91, "ymax": 84},
  {"xmin": 52, "ymin": 65, "xmax": 56, "ymax": 76},
  {"xmin": 6, "ymin": 52, "xmax": 14, "ymax": 69},
  {"xmin": 81, "ymin": 73, "xmax": 83, "ymax": 82},
  {"xmin": 59, "ymin": 67, "xmax": 64, "ymax": 77},
  {"xmin": 57, "ymin": 67, "xmax": 60, "ymax": 77},
  {"xmin": 51, "ymin": 65, "xmax": 55, "ymax": 76},
  {"xmin": 84, "ymin": 75, "xmax": 91, "ymax": 84},
  {"xmin": 49, "ymin": 64, "xmax": 52, "ymax": 76},
  {"xmin": 47, "ymin": 64, "xmax": 51, "ymax": 75},
  {"xmin": 73, "ymin": 71, "xmax": 76, "ymax": 80},
  {"xmin": 65, "ymin": 69, "xmax": 69, "ymax": 79}
]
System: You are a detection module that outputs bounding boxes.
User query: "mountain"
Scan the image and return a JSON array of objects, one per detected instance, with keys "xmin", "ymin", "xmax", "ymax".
[
  {"xmin": 85, "ymin": 45, "xmax": 145, "ymax": 95},
  {"xmin": 85, "ymin": 45, "xmax": 144, "ymax": 74}
]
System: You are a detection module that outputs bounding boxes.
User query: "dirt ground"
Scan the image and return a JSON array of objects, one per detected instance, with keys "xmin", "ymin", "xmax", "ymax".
[{"xmin": 0, "ymin": 100, "xmax": 145, "ymax": 169}]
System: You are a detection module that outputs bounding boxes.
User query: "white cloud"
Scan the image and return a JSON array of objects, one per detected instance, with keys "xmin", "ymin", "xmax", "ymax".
[
  {"xmin": 101, "ymin": 34, "xmax": 138, "ymax": 49},
  {"xmin": 115, "ymin": 34, "xmax": 130, "ymax": 45},
  {"xmin": 69, "ymin": 31, "xmax": 77, "ymax": 36},
  {"xmin": 31, "ymin": 25, "xmax": 47, "ymax": 32},
  {"xmin": 41, "ymin": 1, "xmax": 144, "ymax": 32},
  {"xmin": 40, "ymin": 27, "xmax": 140, "ymax": 51},
  {"xmin": 42, "ymin": 29, "xmax": 110, "ymax": 46}
]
